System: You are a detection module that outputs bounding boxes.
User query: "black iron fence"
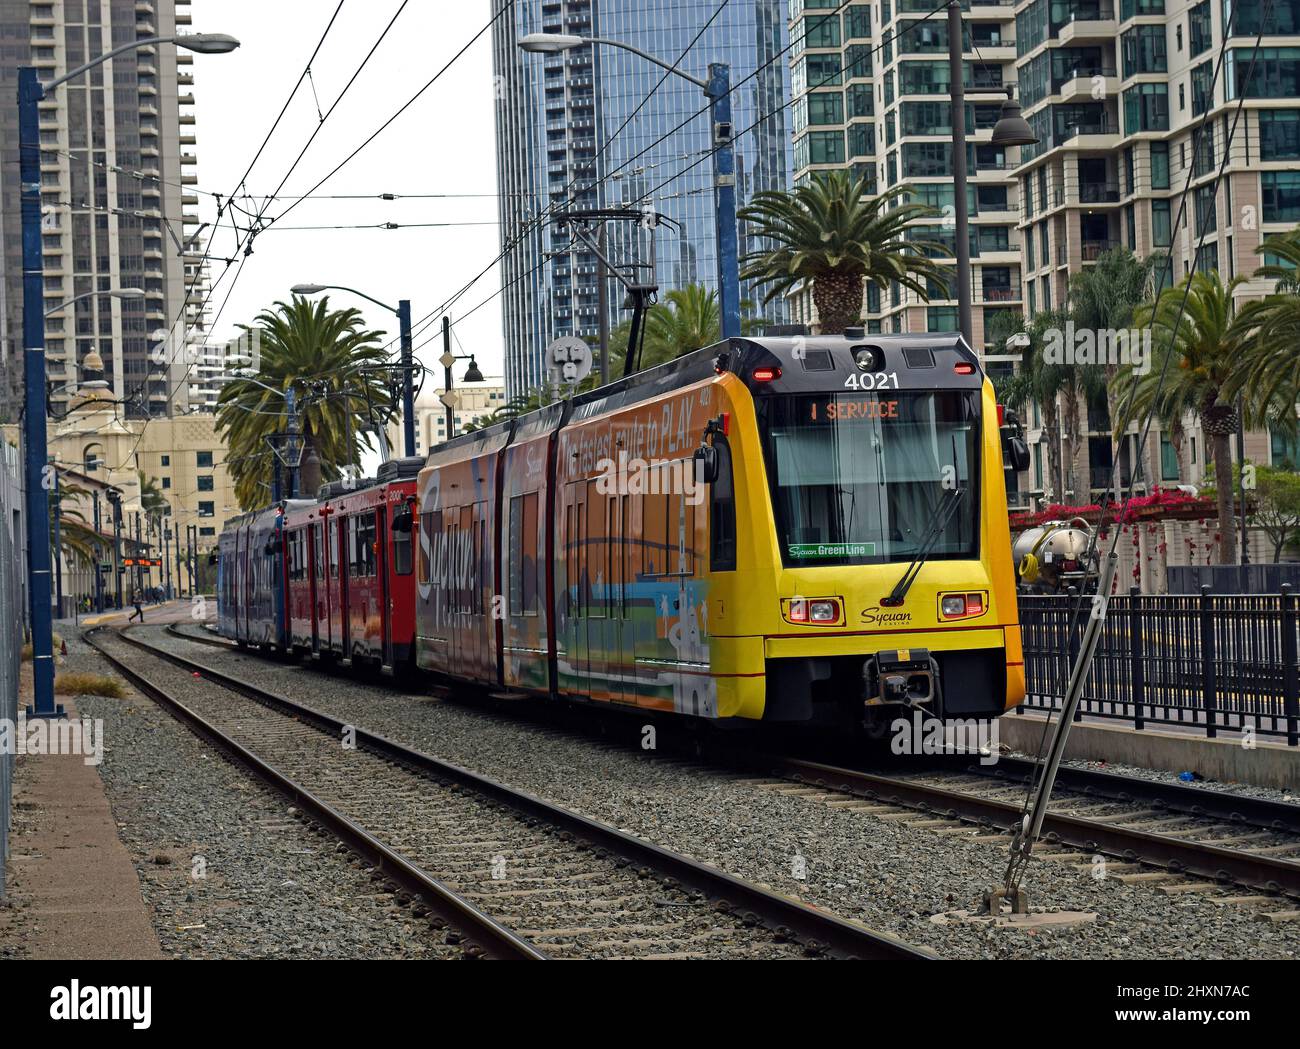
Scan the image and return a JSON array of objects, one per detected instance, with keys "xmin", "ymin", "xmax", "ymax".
[{"xmin": 1018, "ymin": 586, "xmax": 1300, "ymax": 745}]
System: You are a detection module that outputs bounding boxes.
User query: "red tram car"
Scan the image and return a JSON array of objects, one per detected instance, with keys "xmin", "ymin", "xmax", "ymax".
[{"xmin": 281, "ymin": 456, "xmax": 423, "ymax": 672}]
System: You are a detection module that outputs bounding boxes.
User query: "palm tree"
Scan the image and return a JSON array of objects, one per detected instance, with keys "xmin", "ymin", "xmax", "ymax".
[
  {"xmin": 739, "ymin": 173, "xmax": 951, "ymax": 334},
  {"xmin": 1233, "ymin": 226, "xmax": 1300, "ymax": 418},
  {"xmin": 1114, "ymin": 271, "xmax": 1268, "ymax": 564},
  {"xmin": 999, "ymin": 308, "xmax": 1074, "ymax": 502},
  {"xmin": 50, "ymin": 476, "xmax": 100, "ymax": 570},
  {"xmin": 216, "ymin": 296, "xmax": 393, "ymax": 509},
  {"xmin": 608, "ymin": 283, "xmax": 761, "ymax": 375}
]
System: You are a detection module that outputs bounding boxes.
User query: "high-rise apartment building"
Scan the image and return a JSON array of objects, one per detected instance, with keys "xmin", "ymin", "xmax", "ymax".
[
  {"xmin": 492, "ymin": 0, "xmax": 794, "ymax": 401},
  {"xmin": 0, "ymin": 0, "xmax": 208, "ymax": 422},
  {"xmin": 786, "ymin": 0, "xmax": 1300, "ymax": 507},
  {"xmin": 1013, "ymin": 0, "xmax": 1300, "ymax": 503},
  {"xmin": 786, "ymin": 0, "xmax": 1025, "ymax": 352}
]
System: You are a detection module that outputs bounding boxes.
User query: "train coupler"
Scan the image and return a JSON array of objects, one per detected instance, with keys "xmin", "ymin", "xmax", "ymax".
[{"xmin": 863, "ymin": 648, "xmax": 939, "ymax": 710}]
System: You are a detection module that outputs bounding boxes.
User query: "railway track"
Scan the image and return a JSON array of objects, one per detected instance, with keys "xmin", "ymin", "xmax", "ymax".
[
  {"xmin": 164, "ymin": 622, "xmax": 1300, "ymax": 913},
  {"xmin": 89, "ymin": 626, "xmax": 932, "ymax": 960}
]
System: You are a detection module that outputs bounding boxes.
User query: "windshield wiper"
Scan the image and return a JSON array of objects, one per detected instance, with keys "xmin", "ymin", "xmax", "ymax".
[{"xmin": 880, "ymin": 485, "xmax": 966, "ymax": 607}]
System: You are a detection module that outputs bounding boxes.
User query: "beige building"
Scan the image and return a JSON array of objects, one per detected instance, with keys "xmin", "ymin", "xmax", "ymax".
[
  {"xmin": 387, "ymin": 375, "xmax": 507, "ymax": 457},
  {"xmin": 786, "ymin": 1, "xmax": 1025, "ymax": 352},
  {"xmin": 3, "ymin": 375, "xmax": 236, "ymax": 605},
  {"xmin": 786, "ymin": 1, "xmax": 1300, "ymax": 524}
]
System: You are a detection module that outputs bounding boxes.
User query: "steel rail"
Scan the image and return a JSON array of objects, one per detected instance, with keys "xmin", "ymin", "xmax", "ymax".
[
  {"xmin": 771, "ymin": 755, "xmax": 1300, "ymax": 900},
  {"xmin": 85, "ymin": 627, "xmax": 546, "ymax": 960},
  {"xmin": 126, "ymin": 627, "xmax": 934, "ymax": 960}
]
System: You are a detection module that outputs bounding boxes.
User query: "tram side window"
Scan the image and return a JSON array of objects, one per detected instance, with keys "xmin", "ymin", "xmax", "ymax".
[
  {"xmin": 393, "ymin": 510, "xmax": 413, "ymax": 576},
  {"xmin": 509, "ymin": 493, "xmax": 539, "ymax": 615},
  {"xmin": 349, "ymin": 515, "xmax": 377, "ymax": 577},
  {"xmin": 709, "ymin": 439, "xmax": 737, "ymax": 571}
]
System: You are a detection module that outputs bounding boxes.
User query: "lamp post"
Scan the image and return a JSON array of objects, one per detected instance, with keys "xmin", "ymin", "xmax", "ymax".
[
  {"xmin": 106, "ymin": 486, "xmax": 123, "ymax": 610},
  {"xmin": 17, "ymin": 31, "xmax": 238, "ymax": 717},
  {"xmin": 291, "ymin": 283, "xmax": 416, "ymax": 457},
  {"xmin": 946, "ymin": 0, "xmax": 1036, "ymax": 351},
  {"xmin": 517, "ymin": 32, "xmax": 741, "ymax": 340},
  {"xmin": 91, "ymin": 488, "xmax": 103, "ymax": 613},
  {"xmin": 439, "ymin": 316, "xmax": 485, "ymax": 441}
]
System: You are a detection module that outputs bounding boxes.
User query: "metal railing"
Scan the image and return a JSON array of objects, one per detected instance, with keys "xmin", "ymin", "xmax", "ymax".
[
  {"xmin": 0, "ymin": 442, "xmax": 23, "ymax": 897},
  {"xmin": 1018, "ymin": 587, "xmax": 1300, "ymax": 745}
]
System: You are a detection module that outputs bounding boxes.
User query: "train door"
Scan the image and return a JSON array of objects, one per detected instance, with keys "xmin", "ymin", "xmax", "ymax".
[
  {"xmin": 612, "ymin": 491, "xmax": 635, "ymax": 704},
  {"xmin": 307, "ymin": 523, "xmax": 320, "ymax": 651},
  {"xmin": 376, "ymin": 505, "xmax": 391, "ymax": 669},
  {"xmin": 338, "ymin": 514, "xmax": 351, "ymax": 663},
  {"xmin": 585, "ymin": 479, "xmax": 610, "ymax": 700},
  {"xmin": 572, "ymin": 482, "xmax": 589, "ymax": 689}
]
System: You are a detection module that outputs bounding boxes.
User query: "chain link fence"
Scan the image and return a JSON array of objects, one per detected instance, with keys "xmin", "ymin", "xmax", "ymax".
[{"xmin": 0, "ymin": 441, "xmax": 23, "ymax": 898}]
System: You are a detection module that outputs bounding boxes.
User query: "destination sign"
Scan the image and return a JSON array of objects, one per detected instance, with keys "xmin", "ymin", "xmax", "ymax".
[
  {"xmin": 788, "ymin": 542, "xmax": 877, "ymax": 559},
  {"xmin": 807, "ymin": 399, "xmax": 900, "ymax": 422}
]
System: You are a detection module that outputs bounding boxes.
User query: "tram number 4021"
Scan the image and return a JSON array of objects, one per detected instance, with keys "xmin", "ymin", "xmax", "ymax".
[{"xmin": 844, "ymin": 371, "xmax": 899, "ymax": 390}]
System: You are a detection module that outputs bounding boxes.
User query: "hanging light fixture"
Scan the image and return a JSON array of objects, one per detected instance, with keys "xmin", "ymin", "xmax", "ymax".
[{"xmin": 991, "ymin": 85, "xmax": 1037, "ymax": 148}]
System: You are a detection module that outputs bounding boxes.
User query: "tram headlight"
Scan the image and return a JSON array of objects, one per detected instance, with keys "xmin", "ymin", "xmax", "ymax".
[
  {"xmin": 785, "ymin": 597, "xmax": 842, "ymax": 625},
  {"xmin": 939, "ymin": 592, "xmax": 987, "ymax": 620}
]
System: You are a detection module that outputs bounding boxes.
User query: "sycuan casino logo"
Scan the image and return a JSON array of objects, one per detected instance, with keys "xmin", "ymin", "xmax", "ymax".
[{"xmin": 860, "ymin": 606, "xmax": 912, "ymax": 627}]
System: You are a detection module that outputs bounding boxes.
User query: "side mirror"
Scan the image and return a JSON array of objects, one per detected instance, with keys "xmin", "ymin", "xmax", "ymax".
[
  {"xmin": 208, "ymin": 551, "xmax": 218, "ymax": 566},
  {"xmin": 1005, "ymin": 436, "xmax": 1030, "ymax": 474},
  {"xmin": 694, "ymin": 444, "xmax": 719, "ymax": 485},
  {"xmin": 264, "ymin": 537, "xmax": 281, "ymax": 557},
  {"xmin": 391, "ymin": 509, "xmax": 413, "ymax": 535}
]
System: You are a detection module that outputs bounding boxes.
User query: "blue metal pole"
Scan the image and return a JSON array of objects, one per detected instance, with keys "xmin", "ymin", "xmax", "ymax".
[
  {"xmin": 18, "ymin": 67, "xmax": 61, "ymax": 718},
  {"xmin": 707, "ymin": 63, "xmax": 741, "ymax": 341},
  {"xmin": 398, "ymin": 299, "xmax": 415, "ymax": 457}
]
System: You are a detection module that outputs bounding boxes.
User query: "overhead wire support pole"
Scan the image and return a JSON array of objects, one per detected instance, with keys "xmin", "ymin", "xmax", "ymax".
[{"xmin": 707, "ymin": 62, "xmax": 740, "ymax": 340}]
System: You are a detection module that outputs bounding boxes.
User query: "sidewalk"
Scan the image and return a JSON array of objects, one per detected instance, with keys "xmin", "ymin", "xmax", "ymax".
[{"xmin": 0, "ymin": 664, "xmax": 164, "ymax": 959}]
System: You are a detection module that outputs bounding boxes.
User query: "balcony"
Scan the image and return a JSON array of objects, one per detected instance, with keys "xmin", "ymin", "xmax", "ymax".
[
  {"xmin": 1077, "ymin": 181, "xmax": 1120, "ymax": 204},
  {"xmin": 1080, "ymin": 238, "xmax": 1119, "ymax": 261},
  {"xmin": 981, "ymin": 284, "xmax": 1022, "ymax": 302},
  {"xmin": 1057, "ymin": 4, "xmax": 1117, "ymax": 44}
]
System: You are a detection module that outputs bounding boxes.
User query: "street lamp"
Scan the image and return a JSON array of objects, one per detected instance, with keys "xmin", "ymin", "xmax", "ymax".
[
  {"xmin": 437, "ymin": 316, "xmax": 484, "ymax": 441},
  {"xmin": 17, "ymin": 32, "xmax": 238, "ymax": 717},
  {"xmin": 946, "ymin": 0, "xmax": 1037, "ymax": 352},
  {"xmin": 43, "ymin": 287, "xmax": 145, "ymax": 318},
  {"xmin": 516, "ymin": 32, "xmax": 741, "ymax": 341},
  {"xmin": 292, "ymin": 283, "xmax": 417, "ymax": 458}
]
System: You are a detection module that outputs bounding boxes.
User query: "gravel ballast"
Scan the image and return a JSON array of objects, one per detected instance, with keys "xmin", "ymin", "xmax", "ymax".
[
  {"xmin": 147, "ymin": 626, "xmax": 1300, "ymax": 960},
  {"xmin": 59, "ymin": 632, "xmax": 459, "ymax": 959}
]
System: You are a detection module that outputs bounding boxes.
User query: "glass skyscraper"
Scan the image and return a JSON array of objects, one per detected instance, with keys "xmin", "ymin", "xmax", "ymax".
[{"xmin": 492, "ymin": 0, "xmax": 793, "ymax": 401}]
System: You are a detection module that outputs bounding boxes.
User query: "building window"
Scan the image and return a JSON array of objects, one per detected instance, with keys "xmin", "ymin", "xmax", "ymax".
[
  {"xmin": 196, "ymin": 451, "xmax": 213, "ymax": 468},
  {"xmin": 1227, "ymin": 47, "xmax": 1300, "ymax": 99},
  {"xmin": 197, "ymin": 476, "xmax": 214, "ymax": 492},
  {"xmin": 198, "ymin": 501, "xmax": 214, "ymax": 517},
  {"xmin": 161, "ymin": 477, "xmax": 171, "ymax": 490},
  {"xmin": 1152, "ymin": 199, "xmax": 1172, "ymax": 246},
  {"xmin": 1263, "ymin": 170, "xmax": 1300, "ymax": 221},
  {"xmin": 1123, "ymin": 83, "xmax": 1169, "ymax": 133},
  {"xmin": 161, "ymin": 454, "xmax": 170, "ymax": 466},
  {"xmin": 1150, "ymin": 141, "xmax": 1170, "ymax": 189},
  {"xmin": 1260, "ymin": 109, "xmax": 1300, "ymax": 159},
  {"xmin": 200, "ymin": 527, "xmax": 216, "ymax": 538},
  {"xmin": 1160, "ymin": 435, "xmax": 1180, "ymax": 480}
]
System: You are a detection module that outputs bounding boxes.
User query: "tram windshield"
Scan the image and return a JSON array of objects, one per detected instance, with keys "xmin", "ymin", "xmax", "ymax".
[{"xmin": 758, "ymin": 390, "xmax": 980, "ymax": 567}]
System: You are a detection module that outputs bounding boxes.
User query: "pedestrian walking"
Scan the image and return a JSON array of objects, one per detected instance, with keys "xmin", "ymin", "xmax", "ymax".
[{"xmin": 128, "ymin": 588, "xmax": 145, "ymax": 623}]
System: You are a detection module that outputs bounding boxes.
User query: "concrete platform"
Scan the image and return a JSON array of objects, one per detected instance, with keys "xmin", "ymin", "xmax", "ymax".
[
  {"xmin": 930, "ymin": 908, "xmax": 1097, "ymax": 930},
  {"xmin": 0, "ymin": 670, "xmax": 164, "ymax": 960},
  {"xmin": 1001, "ymin": 711, "xmax": 1300, "ymax": 791}
]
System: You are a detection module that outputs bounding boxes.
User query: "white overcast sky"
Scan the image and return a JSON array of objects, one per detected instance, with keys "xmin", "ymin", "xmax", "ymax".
[{"xmin": 188, "ymin": 0, "xmax": 505, "ymax": 377}]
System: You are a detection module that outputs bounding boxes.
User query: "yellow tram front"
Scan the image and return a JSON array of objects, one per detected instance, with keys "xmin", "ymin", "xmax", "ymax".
[{"xmin": 707, "ymin": 332, "xmax": 1025, "ymax": 734}]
